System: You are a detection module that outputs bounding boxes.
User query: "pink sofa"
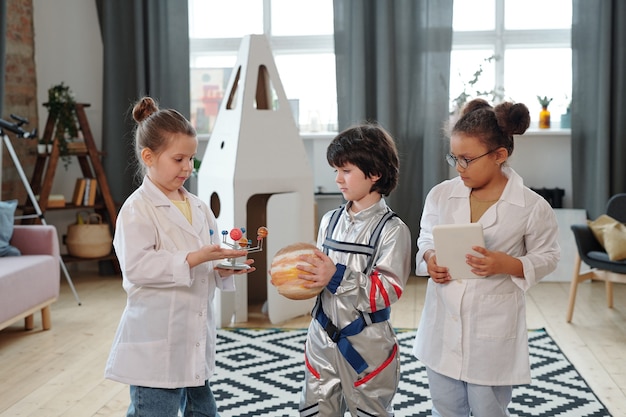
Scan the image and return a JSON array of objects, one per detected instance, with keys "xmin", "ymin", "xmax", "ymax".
[{"xmin": 0, "ymin": 225, "xmax": 60, "ymax": 331}]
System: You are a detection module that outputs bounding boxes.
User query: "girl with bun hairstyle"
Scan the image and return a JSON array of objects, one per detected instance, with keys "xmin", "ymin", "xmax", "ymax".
[
  {"xmin": 412, "ymin": 99, "xmax": 560, "ymax": 417},
  {"xmin": 105, "ymin": 97, "xmax": 254, "ymax": 417}
]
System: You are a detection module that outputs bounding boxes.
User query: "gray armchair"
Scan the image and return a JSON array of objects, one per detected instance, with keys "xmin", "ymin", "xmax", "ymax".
[{"xmin": 567, "ymin": 194, "xmax": 626, "ymax": 322}]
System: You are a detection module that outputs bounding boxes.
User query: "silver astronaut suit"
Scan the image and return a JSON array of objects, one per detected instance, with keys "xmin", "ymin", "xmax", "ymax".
[{"xmin": 299, "ymin": 199, "xmax": 412, "ymax": 417}]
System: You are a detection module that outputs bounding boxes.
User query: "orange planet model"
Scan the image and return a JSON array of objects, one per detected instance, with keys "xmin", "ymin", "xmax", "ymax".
[
  {"xmin": 269, "ymin": 242, "xmax": 323, "ymax": 300},
  {"xmin": 257, "ymin": 226, "xmax": 269, "ymax": 238}
]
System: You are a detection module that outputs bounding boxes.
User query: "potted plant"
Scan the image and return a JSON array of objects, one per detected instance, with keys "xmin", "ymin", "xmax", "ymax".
[
  {"xmin": 46, "ymin": 83, "xmax": 79, "ymax": 168},
  {"xmin": 36, "ymin": 137, "xmax": 47, "ymax": 154},
  {"xmin": 537, "ymin": 95, "xmax": 553, "ymax": 129}
]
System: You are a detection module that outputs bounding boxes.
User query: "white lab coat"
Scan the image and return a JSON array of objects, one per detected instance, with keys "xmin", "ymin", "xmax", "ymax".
[
  {"xmin": 105, "ymin": 176, "xmax": 234, "ymax": 389},
  {"xmin": 413, "ymin": 167, "xmax": 560, "ymax": 385}
]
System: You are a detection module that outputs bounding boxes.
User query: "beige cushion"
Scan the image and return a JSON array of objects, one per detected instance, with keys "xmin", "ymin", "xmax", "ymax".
[{"xmin": 588, "ymin": 214, "xmax": 626, "ymax": 261}]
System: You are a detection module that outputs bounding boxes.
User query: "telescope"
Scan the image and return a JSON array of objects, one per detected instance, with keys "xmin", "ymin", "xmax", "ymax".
[{"xmin": 0, "ymin": 114, "xmax": 37, "ymax": 139}]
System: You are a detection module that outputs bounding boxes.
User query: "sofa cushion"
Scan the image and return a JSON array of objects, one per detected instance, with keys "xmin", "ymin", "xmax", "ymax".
[
  {"xmin": 0, "ymin": 200, "xmax": 21, "ymax": 257},
  {"xmin": 0, "ymin": 255, "xmax": 60, "ymax": 324},
  {"xmin": 588, "ymin": 214, "xmax": 626, "ymax": 261}
]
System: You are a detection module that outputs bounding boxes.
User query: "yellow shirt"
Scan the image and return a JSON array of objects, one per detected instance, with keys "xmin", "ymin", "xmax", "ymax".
[
  {"xmin": 470, "ymin": 193, "xmax": 498, "ymax": 222},
  {"xmin": 171, "ymin": 198, "xmax": 192, "ymax": 224}
]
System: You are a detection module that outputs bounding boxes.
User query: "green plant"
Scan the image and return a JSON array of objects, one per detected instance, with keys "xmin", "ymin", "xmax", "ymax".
[
  {"xmin": 47, "ymin": 82, "xmax": 79, "ymax": 168},
  {"xmin": 192, "ymin": 158, "xmax": 202, "ymax": 176},
  {"xmin": 537, "ymin": 95, "xmax": 553, "ymax": 108},
  {"xmin": 451, "ymin": 54, "xmax": 504, "ymax": 114}
]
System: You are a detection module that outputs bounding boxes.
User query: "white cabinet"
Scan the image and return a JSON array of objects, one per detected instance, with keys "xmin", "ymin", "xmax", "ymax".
[{"xmin": 508, "ymin": 129, "xmax": 573, "ymax": 208}]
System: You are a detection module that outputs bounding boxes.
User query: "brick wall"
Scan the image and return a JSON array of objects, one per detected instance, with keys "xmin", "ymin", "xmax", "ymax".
[{"xmin": 2, "ymin": 0, "xmax": 37, "ymax": 203}]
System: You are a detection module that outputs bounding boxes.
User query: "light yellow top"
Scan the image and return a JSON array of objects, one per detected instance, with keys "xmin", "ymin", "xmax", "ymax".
[
  {"xmin": 171, "ymin": 198, "xmax": 192, "ymax": 224},
  {"xmin": 470, "ymin": 194, "xmax": 498, "ymax": 223}
]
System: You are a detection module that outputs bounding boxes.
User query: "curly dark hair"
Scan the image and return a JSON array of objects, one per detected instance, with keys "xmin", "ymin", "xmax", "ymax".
[
  {"xmin": 326, "ymin": 123, "xmax": 400, "ymax": 196},
  {"xmin": 452, "ymin": 98, "xmax": 530, "ymax": 156}
]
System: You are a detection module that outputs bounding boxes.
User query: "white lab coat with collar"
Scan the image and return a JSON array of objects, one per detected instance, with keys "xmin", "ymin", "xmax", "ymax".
[
  {"xmin": 413, "ymin": 167, "xmax": 560, "ymax": 386},
  {"xmin": 105, "ymin": 176, "xmax": 235, "ymax": 389}
]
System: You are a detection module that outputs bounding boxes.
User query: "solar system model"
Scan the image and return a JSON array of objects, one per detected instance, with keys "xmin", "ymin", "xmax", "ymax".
[{"xmin": 217, "ymin": 226, "xmax": 268, "ymax": 270}]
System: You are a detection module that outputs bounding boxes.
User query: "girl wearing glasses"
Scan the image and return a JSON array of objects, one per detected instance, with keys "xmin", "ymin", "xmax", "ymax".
[{"xmin": 412, "ymin": 98, "xmax": 560, "ymax": 417}]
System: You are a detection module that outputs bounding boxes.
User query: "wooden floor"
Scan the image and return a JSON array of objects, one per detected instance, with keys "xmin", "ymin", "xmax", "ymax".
[{"xmin": 1, "ymin": 266, "xmax": 625, "ymax": 416}]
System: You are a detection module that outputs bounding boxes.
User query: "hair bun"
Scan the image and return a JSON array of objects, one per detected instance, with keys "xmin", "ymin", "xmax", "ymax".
[
  {"xmin": 494, "ymin": 102, "xmax": 530, "ymax": 136},
  {"xmin": 132, "ymin": 97, "xmax": 159, "ymax": 124}
]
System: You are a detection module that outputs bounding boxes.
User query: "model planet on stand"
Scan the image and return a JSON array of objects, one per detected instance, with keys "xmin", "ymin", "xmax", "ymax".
[{"xmin": 269, "ymin": 242, "xmax": 323, "ymax": 300}]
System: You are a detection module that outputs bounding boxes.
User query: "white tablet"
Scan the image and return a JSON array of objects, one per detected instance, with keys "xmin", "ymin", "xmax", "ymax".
[{"xmin": 432, "ymin": 223, "xmax": 485, "ymax": 279}]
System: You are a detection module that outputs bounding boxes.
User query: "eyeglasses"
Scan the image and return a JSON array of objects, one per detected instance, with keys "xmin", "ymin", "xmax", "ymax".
[{"xmin": 445, "ymin": 149, "xmax": 495, "ymax": 169}]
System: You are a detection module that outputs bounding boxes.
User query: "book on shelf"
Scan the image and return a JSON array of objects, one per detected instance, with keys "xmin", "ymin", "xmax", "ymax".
[
  {"xmin": 83, "ymin": 179, "xmax": 91, "ymax": 206},
  {"xmin": 71, "ymin": 178, "xmax": 98, "ymax": 206},
  {"xmin": 66, "ymin": 140, "xmax": 87, "ymax": 153},
  {"xmin": 87, "ymin": 178, "xmax": 98, "ymax": 206},
  {"xmin": 82, "ymin": 178, "xmax": 98, "ymax": 206},
  {"xmin": 36, "ymin": 194, "xmax": 66, "ymax": 208},
  {"xmin": 71, "ymin": 178, "xmax": 86, "ymax": 206}
]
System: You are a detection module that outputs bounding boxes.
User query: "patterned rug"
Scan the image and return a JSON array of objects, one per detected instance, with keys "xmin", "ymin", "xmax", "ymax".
[{"xmin": 212, "ymin": 328, "xmax": 612, "ymax": 417}]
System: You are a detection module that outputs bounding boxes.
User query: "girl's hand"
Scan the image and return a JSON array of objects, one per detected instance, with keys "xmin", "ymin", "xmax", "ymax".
[
  {"xmin": 186, "ymin": 244, "xmax": 248, "ymax": 268},
  {"xmin": 216, "ymin": 258, "xmax": 256, "ymax": 277},
  {"xmin": 466, "ymin": 246, "xmax": 523, "ymax": 278},
  {"xmin": 425, "ymin": 250, "xmax": 451, "ymax": 284},
  {"xmin": 296, "ymin": 249, "xmax": 336, "ymax": 289}
]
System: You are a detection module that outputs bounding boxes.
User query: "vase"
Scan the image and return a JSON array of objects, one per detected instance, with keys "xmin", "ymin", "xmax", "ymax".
[
  {"xmin": 37, "ymin": 144, "xmax": 47, "ymax": 154},
  {"xmin": 539, "ymin": 106, "xmax": 551, "ymax": 129}
]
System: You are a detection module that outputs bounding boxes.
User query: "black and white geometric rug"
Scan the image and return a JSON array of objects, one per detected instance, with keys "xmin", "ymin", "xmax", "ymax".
[{"xmin": 212, "ymin": 328, "xmax": 612, "ymax": 417}]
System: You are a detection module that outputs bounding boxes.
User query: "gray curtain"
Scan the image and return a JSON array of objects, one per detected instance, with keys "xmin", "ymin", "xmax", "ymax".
[
  {"xmin": 572, "ymin": 0, "xmax": 626, "ymax": 218},
  {"xmin": 95, "ymin": 0, "xmax": 190, "ymax": 204},
  {"xmin": 333, "ymin": 0, "xmax": 453, "ymax": 269}
]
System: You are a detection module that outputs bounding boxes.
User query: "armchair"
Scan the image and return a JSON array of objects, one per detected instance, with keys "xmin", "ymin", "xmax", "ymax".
[{"xmin": 567, "ymin": 194, "xmax": 626, "ymax": 322}]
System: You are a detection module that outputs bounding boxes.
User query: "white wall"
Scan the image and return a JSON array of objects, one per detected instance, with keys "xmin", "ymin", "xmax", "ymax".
[
  {"xmin": 32, "ymin": 0, "xmax": 103, "ymax": 250},
  {"xmin": 302, "ymin": 133, "xmax": 337, "ymax": 193},
  {"xmin": 34, "ymin": 0, "xmax": 103, "ymax": 148}
]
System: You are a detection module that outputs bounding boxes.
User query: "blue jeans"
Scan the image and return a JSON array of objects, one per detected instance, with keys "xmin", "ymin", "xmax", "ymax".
[
  {"xmin": 127, "ymin": 380, "xmax": 220, "ymax": 417},
  {"xmin": 426, "ymin": 367, "xmax": 512, "ymax": 417}
]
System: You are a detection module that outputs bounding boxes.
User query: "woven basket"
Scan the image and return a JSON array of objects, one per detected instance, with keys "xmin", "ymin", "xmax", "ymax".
[{"xmin": 66, "ymin": 212, "xmax": 112, "ymax": 258}]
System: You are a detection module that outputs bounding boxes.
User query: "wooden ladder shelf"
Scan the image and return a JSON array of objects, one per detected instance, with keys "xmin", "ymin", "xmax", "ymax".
[{"xmin": 23, "ymin": 102, "xmax": 117, "ymax": 265}]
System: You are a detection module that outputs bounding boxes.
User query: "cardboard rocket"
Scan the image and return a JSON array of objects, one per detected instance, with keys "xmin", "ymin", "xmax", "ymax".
[{"xmin": 198, "ymin": 34, "xmax": 316, "ymax": 327}]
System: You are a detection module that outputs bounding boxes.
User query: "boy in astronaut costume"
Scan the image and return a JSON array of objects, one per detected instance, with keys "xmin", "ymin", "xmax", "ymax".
[{"xmin": 296, "ymin": 123, "xmax": 412, "ymax": 416}]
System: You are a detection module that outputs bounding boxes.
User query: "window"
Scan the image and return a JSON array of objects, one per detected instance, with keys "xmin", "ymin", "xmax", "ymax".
[
  {"xmin": 188, "ymin": 0, "xmax": 336, "ymax": 135},
  {"xmin": 450, "ymin": 0, "xmax": 572, "ymax": 128}
]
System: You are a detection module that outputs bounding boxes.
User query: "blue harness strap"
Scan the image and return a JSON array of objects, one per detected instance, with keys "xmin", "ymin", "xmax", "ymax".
[
  {"xmin": 315, "ymin": 205, "xmax": 397, "ymax": 373},
  {"xmin": 315, "ymin": 302, "xmax": 390, "ymax": 373}
]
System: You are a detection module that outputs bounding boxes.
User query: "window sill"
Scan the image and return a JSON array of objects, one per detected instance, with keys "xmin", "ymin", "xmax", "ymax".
[
  {"xmin": 524, "ymin": 127, "xmax": 570, "ymax": 136},
  {"xmin": 199, "ymin": 132, "xmax": 338, "ymax": 143}
]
